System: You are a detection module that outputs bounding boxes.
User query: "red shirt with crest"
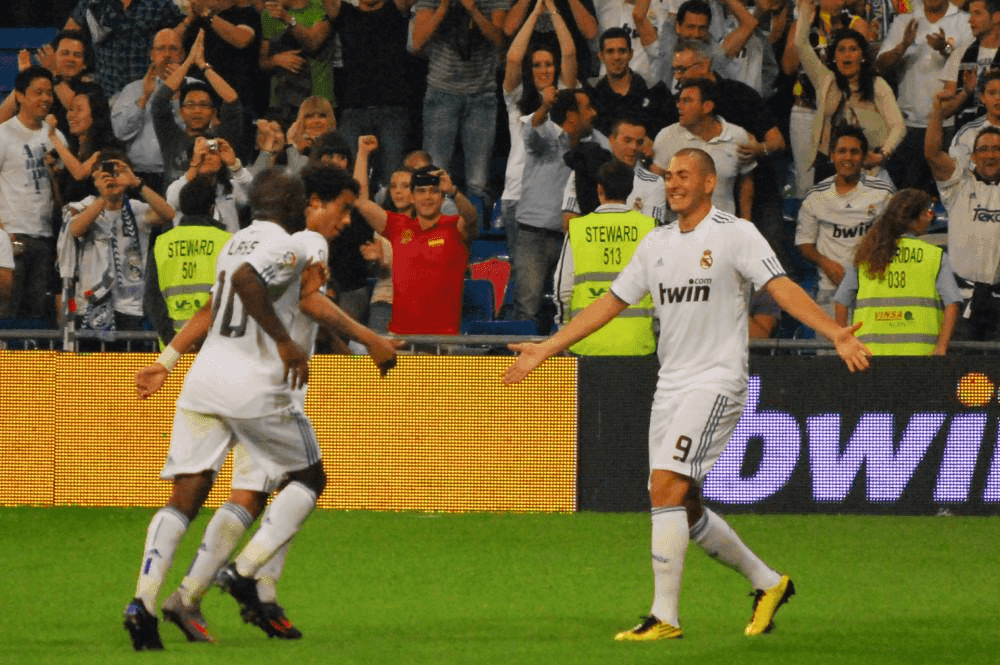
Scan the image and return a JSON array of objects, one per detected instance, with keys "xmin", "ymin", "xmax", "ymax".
[{"xmin": 383, "ymin": 211, "xmax": 468, "ymax": 334}]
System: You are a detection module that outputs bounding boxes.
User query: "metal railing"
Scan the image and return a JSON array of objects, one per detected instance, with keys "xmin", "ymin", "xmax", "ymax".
[{"xmin": 2, "ymin": 326, "xmax": 999, "ymax": 355}]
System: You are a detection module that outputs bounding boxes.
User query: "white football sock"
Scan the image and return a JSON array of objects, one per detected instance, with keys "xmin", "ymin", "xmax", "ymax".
[
  {"xmin": 649, "ymin": 506, "xmax": 689, "ymax": 627},
  {"xmin": 689, "ymin": 508, "xmax": 781, "ymax": 590},
  {"xmin": 178, "ymin": 502, "xmax": 254, "ymax": 606},
  {"xmin": 135, "ymin": 507, "xmax": 189, "ymax": 614},
  {"xmin": 255, "ymin": 539, "xmax": 291, "ymax": 604},
  {"xmin": 235, "ymin": 481, "xmax": 315, "ymax": 578}
]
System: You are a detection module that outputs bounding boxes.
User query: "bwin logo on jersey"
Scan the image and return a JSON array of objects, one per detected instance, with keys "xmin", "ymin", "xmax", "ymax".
[
  {"xmin": 659, "ymin": 279, "xmax": 711, "ymax": 304},
  {"xmin": 832, "ymin": 221, "xmax": 873, "ymax": 238}
]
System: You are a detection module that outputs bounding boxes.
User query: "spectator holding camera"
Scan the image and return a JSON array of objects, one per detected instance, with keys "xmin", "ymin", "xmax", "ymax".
[
  {"xmin": 62, "ymin": 153, "xmax": 174, "ymax": 332},
  {"xmin": 165, "ymin": 136, "xmax": 252, "ymax": 233},
  {"xmin": 150, "ymin": 29, "xmax": 243, "ymax": 184}
]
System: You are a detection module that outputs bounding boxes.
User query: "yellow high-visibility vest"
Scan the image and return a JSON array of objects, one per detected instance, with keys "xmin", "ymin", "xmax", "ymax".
[
  {"xmin": 568, "ymin": 209, "xmax": 656, "ymax": 356},
  {"xmin": 853, "ymin": 237, "xmax": 944, "ymax": 355}
]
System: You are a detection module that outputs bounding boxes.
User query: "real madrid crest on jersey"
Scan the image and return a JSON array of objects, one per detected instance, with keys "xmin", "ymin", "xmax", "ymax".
[
  {"xmin": 281, "ymin": 251, "xmax": 298, "ymax": 270},
  {"xmin": 867, "ymin": 203, "xmax": 877, "ymax": 218},
  {"xmin": 633, "ymin": 197, "xmax": 644, "ymax": 211},
  {"xmin": 401, "ymin": 229, "xmax": 414, "ymax": 244},
  {"xmin": 701, "ymin": 249, "xmax": 713, "ymax": 269}
]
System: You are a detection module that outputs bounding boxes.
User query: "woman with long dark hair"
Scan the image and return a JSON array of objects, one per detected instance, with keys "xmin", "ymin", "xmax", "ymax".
[
  {"xmin": 47, "ymin": 81, "xmax": 123, "ymax": 204},
  {"xmin": 500, "ymin": 0, "xmax": 576, "ymax": 313},
  {"xmin": 783, "ymin": 0, "xmax": 872, "ymax": 194},
  {"xmin": 833, "ymin": 188, "xmax": 962, "ymax": 355},
  {"xmin": 793, "ymin": 0, "xmax": 904, "ymax": 184}
]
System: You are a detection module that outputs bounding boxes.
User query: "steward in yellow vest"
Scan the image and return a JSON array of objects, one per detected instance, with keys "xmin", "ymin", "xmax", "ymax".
[
  {"xmin": 854, "ymin": 237, "xmax": 945, "ymax": 355},
  {"xmin": 147, "ymin": 217, "xmax": 230, "ymax": 346},
  {"xmin": 834, "ymin": 189, "xmax": 962, "ymax": 356},
  {"xmin": 144, "ymin": 176, "xmax": 232, "ymax": 347},
  {"xmin": 556, "ymin": 160, "xmax": 656, "ymax": 355}
]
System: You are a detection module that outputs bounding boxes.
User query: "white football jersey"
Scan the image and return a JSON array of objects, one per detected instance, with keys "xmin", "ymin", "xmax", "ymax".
[
  {"xmin": 177, "ymin": 220, "xmax": 311, "ymax": 418},
  {"xmin": 284, "ymin": 229, "xmax": 330, "ymax": 406},
  {"xmin": 937, "ymin": 166, "xmax": 1000, "ymax": 284},
  {"xmin": 795, "ymin": 174, "xmax": 895, "ymax": 291},
  {"xmin": 611, "ymin": 207, "xmax": 785, "ymax": 403}
]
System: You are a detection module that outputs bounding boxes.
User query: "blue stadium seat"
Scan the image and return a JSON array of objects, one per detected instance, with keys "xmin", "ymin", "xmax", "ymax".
[
  {"xmin": 461, "ymin": 278, "xmax": 494, "ymax": 325},
  {"xmin": 469, "ymin": 238, "xmax": 508, "ymax": 263}
]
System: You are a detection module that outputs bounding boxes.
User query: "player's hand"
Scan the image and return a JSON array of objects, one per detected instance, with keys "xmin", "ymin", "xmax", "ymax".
[
  {"xmin": 300, "ymin": 259, "xmax": 329, "ymax": 296},
  {"xmin": 503, "ymin": 342, "xmax": 550, "ymax": 384},
  {"xmin": 136, "ymin": 364, "xmax": 169, "ymax": 399},
  {"xmin": 833, "ymin": 322, "xmax": 872, "ymax": 373},
  {"xmin": 277, "ymin": 340, "xmax": 310, "ymax": 389},
  {"xmin": 368, "ymin": 336, "xmax": 404, "ymax": 377}
]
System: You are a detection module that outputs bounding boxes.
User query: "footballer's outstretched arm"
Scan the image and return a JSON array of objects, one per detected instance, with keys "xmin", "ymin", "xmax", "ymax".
[
  {"xmin": 765, "ymin": 275, "xmax": 871, "ymax": 373},
  {"xmin": 503, "ymin": 292, "xmax": 628, "ymax": 384},
  {"xmin": 136, "ymin": 300, "xmax": 214, "ymax": 399},
  {"xmin": 298, "ymin": 290, "xmax": 402, "ymax": 377}
]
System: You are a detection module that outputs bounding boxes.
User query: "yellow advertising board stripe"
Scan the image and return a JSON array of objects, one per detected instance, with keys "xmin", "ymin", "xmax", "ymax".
[{"xmin": 0, "ymin": 352, "xmax": 578, "ymax": 512}]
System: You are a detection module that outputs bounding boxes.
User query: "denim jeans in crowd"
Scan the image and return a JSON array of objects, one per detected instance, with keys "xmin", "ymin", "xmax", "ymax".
[
  {"xmin": 422, "ymin": 87, "xmax": 497, "ymax": 202},
  {"xmin": 512, "ymin": 224, "xmax": 564, "ymax": 330},
  {"xmin": 339, "ymin": 106, "xmax": 408, "ymax": 189}
]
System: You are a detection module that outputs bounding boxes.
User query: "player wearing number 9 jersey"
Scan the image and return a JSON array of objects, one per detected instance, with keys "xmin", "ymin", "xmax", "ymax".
[{"xmin": 504, "ymin": 149, "xmax": 872, "ymax": 643}]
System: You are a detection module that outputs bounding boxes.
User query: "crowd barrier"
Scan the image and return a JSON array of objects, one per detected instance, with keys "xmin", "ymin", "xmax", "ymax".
[{"xmin": 2, "ymin": 350, "xmax": 999, "ymax": 515}]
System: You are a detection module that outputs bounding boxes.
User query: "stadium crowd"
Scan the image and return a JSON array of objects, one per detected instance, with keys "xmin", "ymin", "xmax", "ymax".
[{"xmin": 1, "ymin": 0, "xmax": 999, "ymax": 352}]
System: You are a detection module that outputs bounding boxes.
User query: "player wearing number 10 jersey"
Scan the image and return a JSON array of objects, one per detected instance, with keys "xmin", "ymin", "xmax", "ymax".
[{"xmin": 125, "ymin": 168, "xmax": 398, "ymax": 650}]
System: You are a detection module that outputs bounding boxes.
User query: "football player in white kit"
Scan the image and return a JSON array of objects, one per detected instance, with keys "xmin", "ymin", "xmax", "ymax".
[
  {"xmin": 504, "ymin": 148, "xmax": 872, "ymax": 641},
  {"xmin": 125, "ymin": 168, "xmax": 399, "ymax": 650}
]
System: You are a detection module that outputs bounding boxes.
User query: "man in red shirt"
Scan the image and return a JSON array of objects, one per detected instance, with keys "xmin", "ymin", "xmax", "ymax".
[{"xmin": 356, "ymin": 166, "xmax": 475, "ymax": 334}]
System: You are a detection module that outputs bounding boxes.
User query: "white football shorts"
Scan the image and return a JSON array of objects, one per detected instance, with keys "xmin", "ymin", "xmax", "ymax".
[
  {"xmin": 161, "ymin": 406, "xmax": 322, "ymax": 493},
  {"xmin": 648, "ymin": 390, "xmax": 745, "ymax": 484}
]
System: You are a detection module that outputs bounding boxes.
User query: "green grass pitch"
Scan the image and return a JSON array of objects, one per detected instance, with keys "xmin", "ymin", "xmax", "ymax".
[{"xmin": 2, "ymin": 508, "xmax": 996, "ymax": 665}]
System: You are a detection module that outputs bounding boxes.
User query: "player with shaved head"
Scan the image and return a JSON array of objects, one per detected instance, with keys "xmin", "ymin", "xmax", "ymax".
[{"xmin": 504, "ymin": 148, "xmax": 871, "ymax": 642}]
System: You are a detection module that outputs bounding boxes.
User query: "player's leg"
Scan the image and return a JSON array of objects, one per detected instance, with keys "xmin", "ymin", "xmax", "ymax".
[
  {"xmin": 125, "ymin": 472, "xmax": 214, "ymax": 651},
  {"xmin": 614, "ymin": 468, "xmax": 690, "ymax": 642},
  {"xmin": 685, "ymin": 486, "xmax": 794, "ymax": 635},
  {"xmin": 681, "ymin": 424, "xmax": 794, "ymax": 636},
  {"xmin": 176, "ymin": 488, "xmax": 267, "ymax": 606},
  {"xmin": 217, "ymin": 409, "xmax": 326, "ymax": 635},
  {"xmin": 126, "ymin": 408, "xmax": 232, "ymax": 650},
  {"xmin": 615, "ymin": 391, "xmax": 743, "ymax": 642},
  {"xmin": 162, "ymin": 487, "xmax": 266, "ymax": 643},
  {"xmin": 229, "ymin": 461, "xmax": 325, "ymax": 578}
]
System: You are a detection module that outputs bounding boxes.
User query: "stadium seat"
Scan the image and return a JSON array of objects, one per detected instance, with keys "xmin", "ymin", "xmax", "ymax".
[
  {"xmin": 469, "ymin": 257, "xmax": 510, "ymax": 317},
  {"xmin": 461, "ymin": 278, "xmax": 494, "ymax": 324},
  {"xmin": 469, "ymin": 238, "xmax": 508, "ymax": 263}
]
